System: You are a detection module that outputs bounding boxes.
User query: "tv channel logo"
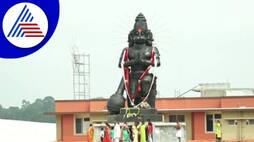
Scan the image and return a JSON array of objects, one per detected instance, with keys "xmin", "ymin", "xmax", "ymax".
[{"xmin": 0, "ymin": 0, "xmax": 59, "ymax": 58}]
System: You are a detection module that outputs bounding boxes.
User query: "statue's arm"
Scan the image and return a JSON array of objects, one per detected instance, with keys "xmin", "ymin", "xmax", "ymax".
[{"xmin": 154, "ymin": 47, "xmax": 161, "ymax": 67}]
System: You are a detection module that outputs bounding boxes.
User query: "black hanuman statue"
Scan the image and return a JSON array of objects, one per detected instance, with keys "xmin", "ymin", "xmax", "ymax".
[{"xmin": 107, "ymin": 13, "xmax": 161, "ymax": 114}]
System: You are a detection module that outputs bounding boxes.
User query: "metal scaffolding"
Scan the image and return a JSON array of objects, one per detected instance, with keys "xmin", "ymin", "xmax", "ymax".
[{"xmin": 72, "ymin": 51, "xmax": 90, "ymax": 100}]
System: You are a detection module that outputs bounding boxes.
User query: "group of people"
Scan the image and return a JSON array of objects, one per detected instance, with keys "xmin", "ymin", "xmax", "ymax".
[
  {"xmin": 101, "ymin": 119, "xmax": 154, "ymax": 142},
  {"xmin": 88, "ymin": 119, "xmax": 154, "ymax": 142},
  {"xmin": 88, "ymin": 120, "xmax": 222, "ymax": 142}
]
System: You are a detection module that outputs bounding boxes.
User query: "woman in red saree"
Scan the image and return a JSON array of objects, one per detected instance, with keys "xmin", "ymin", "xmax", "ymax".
[{"xmin": 103, "ymin": 123, "xmax": 112, "ymax": 142}]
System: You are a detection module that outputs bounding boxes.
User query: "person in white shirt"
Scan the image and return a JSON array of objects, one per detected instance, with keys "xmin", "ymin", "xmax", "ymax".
[
  {"xmin": 113, "ymin": 122, "xmax": 121, "ymax": 142},
  {"xmin": 175, "ymin": 121, "xmax": 182, "ymax": 142},
  {"xmin": 100, "ymin": 127, "xmax": 104, "ymax": 142}
]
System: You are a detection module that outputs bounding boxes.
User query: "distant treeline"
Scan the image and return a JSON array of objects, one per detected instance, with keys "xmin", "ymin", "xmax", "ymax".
[{"xmin": 0, "ymin": 96, "xmax": 55, "ymax": 123}]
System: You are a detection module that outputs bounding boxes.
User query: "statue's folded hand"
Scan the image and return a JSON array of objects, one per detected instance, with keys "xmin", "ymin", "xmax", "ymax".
[
  {"xmin": 140, "ymin": 59, "xmax": 153, "ymax": 66},
  {"xmin": 124, "ymin": 60, "xmax": 136, "ymax": 67}
]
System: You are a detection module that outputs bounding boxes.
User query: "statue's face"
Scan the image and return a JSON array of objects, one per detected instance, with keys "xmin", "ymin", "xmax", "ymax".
[{"xmin": 133, "ymin": 30, "xmax": 146, "ymax": 44}]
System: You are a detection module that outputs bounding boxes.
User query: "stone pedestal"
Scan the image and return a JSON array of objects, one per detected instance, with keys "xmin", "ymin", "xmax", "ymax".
[{"xmin": 107, "ymin": 108, "xmax": 162, "ymax": 122}]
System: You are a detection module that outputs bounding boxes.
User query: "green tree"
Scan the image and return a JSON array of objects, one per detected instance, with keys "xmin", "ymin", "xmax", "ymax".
[{"xmin": 0, "ymin": 96, "xmax": 55, "ymax": 123}]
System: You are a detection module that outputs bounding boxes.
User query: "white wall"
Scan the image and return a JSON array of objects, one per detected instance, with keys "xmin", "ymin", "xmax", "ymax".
[{"xmin": 0, "ymin": 119, "xmax": 56, "ymax": 142}]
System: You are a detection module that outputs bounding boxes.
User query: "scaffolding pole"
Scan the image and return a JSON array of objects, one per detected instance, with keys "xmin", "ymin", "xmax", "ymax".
[{"xmin": 72, "ymin": 52, "xmax": 90, "ymax": 100}]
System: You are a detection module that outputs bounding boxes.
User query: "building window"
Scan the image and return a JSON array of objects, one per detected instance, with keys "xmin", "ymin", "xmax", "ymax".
[
  {"xmin": 214, "ymin": 114, "xmax": 222, "ymax": 119},
  {"xmin": 227, "ymin": 120, "xmax": 237, "ymax": 125},
  {"xmin": 75, "ymin": 118, "xmax": 83, "ymax": 134},
  {"xmin": 169, "ymin": 115, "xmax": 185, "ymax": 122},
  {"xmin": 206, "ymin": 113, "xmax": 221, "ymax": 132},
  {"xmin": 83, "ymin": 118, "xmax": 90, "ymax": 133},
  {"xmin": 206, "ymin": 114, "xmax": 213, "ymax": 132},
  {"xmin": 247, "ymin": 119, "xmax": 254, "ymax": 125},
  {"xmin": 250, "ymin": 119, "xmax": 254, "ymax": 125},
  {"xmin": 75, "ymin": 117, "xmax": 90, "ymax": 134}
]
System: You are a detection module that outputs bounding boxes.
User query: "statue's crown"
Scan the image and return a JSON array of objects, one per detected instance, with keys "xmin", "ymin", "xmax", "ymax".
[{"xmin": 135, "ymin": 13, "xmax": 146, "ymax": 22}]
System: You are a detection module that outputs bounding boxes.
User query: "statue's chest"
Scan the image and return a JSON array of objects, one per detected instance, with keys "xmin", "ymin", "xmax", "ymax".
[{"xmin": 128, "ymin": 47, "xmax": 152, "ymax": 60}]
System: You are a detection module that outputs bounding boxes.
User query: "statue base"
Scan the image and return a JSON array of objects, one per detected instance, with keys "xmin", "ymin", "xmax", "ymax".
[{"xmin": 107, "ymin": 108, "xmax": 162, "ymax": 122}]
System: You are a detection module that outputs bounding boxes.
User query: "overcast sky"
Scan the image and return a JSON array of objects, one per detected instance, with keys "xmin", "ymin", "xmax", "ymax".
[{"xmin": 1, "ymin": 0, "xmax": 254, "ymax": 107}]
